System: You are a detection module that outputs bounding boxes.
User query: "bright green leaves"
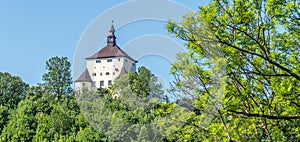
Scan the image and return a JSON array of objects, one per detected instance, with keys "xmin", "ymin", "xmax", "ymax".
[
  {"xmin": 1, "ymin": 97, "xmax": 37, "ymax": 142},
  {"xmin": 113, "ymin": 66, "xmax": 164, "ymax": 100},
  {"xmin": 167, "ymin": 0, "xmax": 300, "ymax": 141}
]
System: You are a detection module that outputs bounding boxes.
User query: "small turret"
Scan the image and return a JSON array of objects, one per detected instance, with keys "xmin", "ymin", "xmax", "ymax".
[{"xmin": 107, "ymin": 20, "xmax": 116, "ymax": 46}]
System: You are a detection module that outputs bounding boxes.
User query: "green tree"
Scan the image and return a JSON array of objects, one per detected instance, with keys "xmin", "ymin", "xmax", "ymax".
[
  {"xmin": 0, "ymin": 96, "xmax": 37, "ymax": 142},
  {"xmin": 0, "ymin": 72, "xmax": 28, "ymax": 134},
  {"xmin": 76, "ymin": 67, "xmax": 183, "ymax": 141},
  {"xmin": 75, "ymin": 125, "xmax": 109, "ymax": 142},
  {"xmin": 167, "ymin": 0, "xmax": 300, "ymax": 141},
  {"xmin": 0, "ymin": 85, "xmax": 107, "ymax": 142},
  {"xmin": 114, "ymin": 66, "xmax": 164, "ymax": 99},
  {"xmin": 33, "ymin": 94, "xmax": 81, "ymax": 142},
  {"xmin": 0, "ymin": 72, "xmax": 28, "ymax": 108},
  {"xmin": 0, "ymin": 105, "xmax": 9, "ymax": 134},
  {"xmin": 42, "ymin": 56, "xmax": 72, "ymax": 95}
]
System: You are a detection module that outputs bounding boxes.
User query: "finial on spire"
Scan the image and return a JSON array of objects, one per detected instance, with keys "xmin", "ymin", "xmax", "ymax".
[{"xmin": 109, "ymin": 20, "xmax": 115, "ymax": 33}]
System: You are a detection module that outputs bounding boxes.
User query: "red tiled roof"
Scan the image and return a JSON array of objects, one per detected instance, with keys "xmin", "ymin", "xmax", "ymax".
[
  {"xmin": 75, "ymin": 69, "xmax": 92, "ymax": 82},
  {"xmin": 86, "ymin": 44, "xmax": 137, "ymax": 62}
]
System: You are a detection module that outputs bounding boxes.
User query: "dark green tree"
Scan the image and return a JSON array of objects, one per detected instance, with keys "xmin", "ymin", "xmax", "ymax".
[
  {"xmin": 0, "ymin": 105, "xmax": 9, "ymax": 134},
  {"xmin": 0, "ymin": 72, "xmax": 28, "ymax": 135},
  {"xmin": 42, "ymin": 56, "xmax": 73, "ymax": 95},
  {"xmin": 0, "ymin": 72, "xmax": 28, "ymax": 108}
]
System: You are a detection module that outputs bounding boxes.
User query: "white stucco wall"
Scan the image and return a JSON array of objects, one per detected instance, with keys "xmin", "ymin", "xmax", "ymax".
[{"xmin": 85, "ymin": 56, "xmax": 136, "ymax": 88}]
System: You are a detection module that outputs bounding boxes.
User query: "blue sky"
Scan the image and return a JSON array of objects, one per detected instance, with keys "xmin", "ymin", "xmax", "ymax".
[{"xmin": 0, "ymin": 0, "xmax": 209, "ymax": 87}]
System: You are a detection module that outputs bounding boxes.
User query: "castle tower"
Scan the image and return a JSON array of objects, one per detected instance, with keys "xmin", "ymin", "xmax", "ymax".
[{"xmin": 75, "ymin": 22, "xmax": 137, "ymax": 90}]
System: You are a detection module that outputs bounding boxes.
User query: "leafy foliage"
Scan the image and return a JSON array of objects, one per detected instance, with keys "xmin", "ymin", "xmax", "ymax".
[
  {"xmin": 166, "ymin": 0, "xmax": 300, "ymax": 141},
  {"xmin": 113, "ymin": 66, "xmax": 164, "ymax": 99},
  {"xmin": 0, "ymin": 72, "xmax": 28, "ymax": 108},
  {"xmin": 76, "ymin": 66, "xmax": 176, "ymax": 141},
  {"xmin": 0, "ymin": 72, "xmax": 28, "ymax": 135},
  {"xmin": 0, "ymin": 0, "xmax": 299, "ymax": 141},
  {"xmin": 42, "ymin": 56, "xmax": 73, "ymax": 95},
  {"xmin": 0, "ymin": 57, "xmax": 108, "ymax": 142}
]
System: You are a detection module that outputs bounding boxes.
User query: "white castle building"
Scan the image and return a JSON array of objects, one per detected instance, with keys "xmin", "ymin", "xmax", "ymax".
[{"xmin": 75, "ymin": 23, "xmax": 137, "ymax": 90}]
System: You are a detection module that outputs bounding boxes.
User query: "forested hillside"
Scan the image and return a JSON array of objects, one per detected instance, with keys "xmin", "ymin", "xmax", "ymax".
[{"xmin": 0, "ymin": 0, "xmax": 299, "ymax": 141}]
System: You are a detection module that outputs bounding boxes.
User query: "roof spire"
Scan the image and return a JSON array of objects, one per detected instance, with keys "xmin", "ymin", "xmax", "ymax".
[{"xmin": 107, "ymin": 20, "xmax": 116, "ymax": 46}]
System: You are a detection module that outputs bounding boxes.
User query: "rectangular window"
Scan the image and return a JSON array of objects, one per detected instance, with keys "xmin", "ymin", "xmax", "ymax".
[
  {"xmin": 100, "ymin": 81, "xmax": 104, "ymax": 87},
  {"xmin": 92, "ymin": 73, "xmax": 96, "ymax": 76},
  {"xmin": 118, "ymin": 58, "xmax": 120, "ymax": 61},
  {"xmin": 108, "ymin": 80, "xmax": 112, "ymax": 86},
  {"xmin": 96, "ymin": 60, "xmax": 101, "ymax": 63},
  {"xmin": 107, "ymin": 59, "xmax": 113, "ymax": 62},
  {"xmin": 106, "ymin": 72, "xmax": 110, "ymax": 75},
  {"xmin": 82, "ymin": 83, "xmax": 86, "ymax": 86}
]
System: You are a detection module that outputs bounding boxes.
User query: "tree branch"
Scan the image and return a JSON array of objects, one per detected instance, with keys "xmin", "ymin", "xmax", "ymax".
[
  {"xmin": 228, "ymin": 109, "xmax": 300, "ymax": 120},
  {"xmin": 214, "ymin": 35, "xmax": 300, "ymax": 81}
]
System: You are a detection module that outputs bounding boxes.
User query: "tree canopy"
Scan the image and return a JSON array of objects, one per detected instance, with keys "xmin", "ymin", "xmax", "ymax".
[
  {"xmin": 0, "ymin": 72, "xmax": 28, "ymax": 108},
  {"xmin": 42, "ymin": 56, "xmax": 73, "ymax": 95},
  {"xmin": 166, "ymin": 0, "xmax": 300, "ymax": 141}
]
